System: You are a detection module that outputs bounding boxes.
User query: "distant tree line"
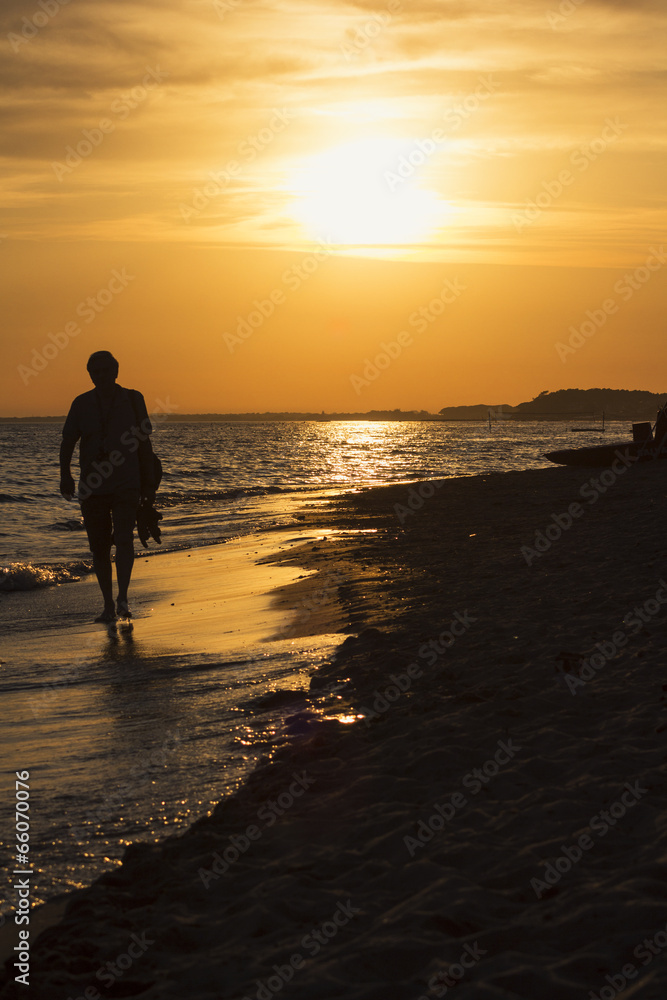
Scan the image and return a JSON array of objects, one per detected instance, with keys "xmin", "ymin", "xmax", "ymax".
[
  {"xmin": 4, "ymin": 390, "xmax": 665, "ymax": 422},
  {"xmin": 439, "ymin": 389, "xmax": 667, "ymax": 421}
]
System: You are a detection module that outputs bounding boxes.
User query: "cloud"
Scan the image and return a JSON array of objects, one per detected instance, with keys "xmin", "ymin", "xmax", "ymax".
[{"xmin": 0, "ymin": 0, "xmax": 664, "ymax": 263}]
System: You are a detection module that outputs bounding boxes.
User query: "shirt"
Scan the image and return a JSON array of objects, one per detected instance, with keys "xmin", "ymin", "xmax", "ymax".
[{"xmin": 62, "ymin": 385, "xmax": 152, "ymax": 495}]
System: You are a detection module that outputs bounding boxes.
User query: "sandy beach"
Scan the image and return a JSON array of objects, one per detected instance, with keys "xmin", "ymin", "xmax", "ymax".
[{"xmin": 3, "ymin": 458, "xmax": 667, "ymax": 999}]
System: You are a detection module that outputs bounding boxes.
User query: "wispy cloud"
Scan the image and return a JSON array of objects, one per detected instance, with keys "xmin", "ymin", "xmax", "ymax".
[{"xmin": 1, "ymin": 0, "xmax": 664, "ymax": 262}]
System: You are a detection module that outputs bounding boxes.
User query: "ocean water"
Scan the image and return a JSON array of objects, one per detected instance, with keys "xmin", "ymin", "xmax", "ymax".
[
  {"xmin": 0, "ymin": 418, "xmax": 618, "ymax": 581},
  {"xmin": 0, "ymin": 418, "xmax": 620, "ymax": 921}
]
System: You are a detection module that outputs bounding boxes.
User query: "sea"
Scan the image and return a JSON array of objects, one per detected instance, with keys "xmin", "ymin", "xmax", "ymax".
[{"xmin": 0, "ymin": 418, "xmax": 617, "ymax": 923}]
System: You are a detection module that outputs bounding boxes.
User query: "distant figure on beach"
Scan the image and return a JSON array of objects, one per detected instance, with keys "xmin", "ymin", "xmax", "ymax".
[
  {"xmin": 655, "ymin": 405, "xmax": 667, "ymax": 450},
  {"xmin": 59, "ymin": 351, "xmax": 155, "ymax": 623}
]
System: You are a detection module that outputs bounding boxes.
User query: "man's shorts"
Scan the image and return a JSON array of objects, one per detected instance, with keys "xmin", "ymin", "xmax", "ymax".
[{"xmin": 80, "ymin": 489, "xmax": 141, "ymax": 552}]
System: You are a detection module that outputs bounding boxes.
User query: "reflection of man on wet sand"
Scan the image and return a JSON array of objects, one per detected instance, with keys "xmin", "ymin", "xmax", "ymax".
[{"xmin": 59, "ymin": 351, "xmax": 155, "ymax": 623}]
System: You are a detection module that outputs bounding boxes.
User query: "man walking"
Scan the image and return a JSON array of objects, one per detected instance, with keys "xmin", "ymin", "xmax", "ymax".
[{"xmin": 60, "ymin": 351, "xmax": 155, "ymax": 623}]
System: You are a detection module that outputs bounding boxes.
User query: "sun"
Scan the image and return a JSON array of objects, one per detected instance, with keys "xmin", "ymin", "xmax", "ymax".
[{"xmin": 287, "ymin": 137, "xmax": 448, "ymax": 247}]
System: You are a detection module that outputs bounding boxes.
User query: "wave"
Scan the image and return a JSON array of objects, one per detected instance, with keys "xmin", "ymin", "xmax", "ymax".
[
  {"xmin": 45, "ymin": 519, "xmax": 85, "ymax": 532},
  {"xmin": 0, "ymin": 493, "xmax": 36, "ymax": 504},
  {"xmin": 0, "ymin": 560, "xmax": 92, "ymax": 593},
  {"xmin": 157, "ymin": 484, "xmax": 287, "ymax": 506},
  {"xmin": 2, "ymin": 484, "xmax": 303, "ymax": 515},
  {"xmin": 239, "ymin": 688, "xmax": 310, "ymax": 713}
]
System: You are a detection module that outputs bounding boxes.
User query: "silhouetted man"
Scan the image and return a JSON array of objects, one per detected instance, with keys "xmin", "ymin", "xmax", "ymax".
[{"xmin": 60, "ymin": 351, "xmax": 154, "ymax": 622}]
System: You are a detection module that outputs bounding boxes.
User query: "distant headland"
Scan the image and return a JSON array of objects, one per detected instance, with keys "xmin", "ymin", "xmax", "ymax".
[
  {"xmin": 437, "ymin": 388, "xmax": 666, "ymax": 422},
  {"xmin": 2, "ymin": 389, "xmax": 665, "ymax": 423}
]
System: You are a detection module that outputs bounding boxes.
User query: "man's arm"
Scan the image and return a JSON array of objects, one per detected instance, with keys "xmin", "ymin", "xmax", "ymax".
[
  {"xmin": 132, "ymin": 389, "xmax": 153, "ymax": 437},
  {"xmin": 60, "ymin": 402, "xmax": 79, "ymax": 500},
  {"xmin": 59, "ymin": 439, "xmax": 77, "ymax": 499}
]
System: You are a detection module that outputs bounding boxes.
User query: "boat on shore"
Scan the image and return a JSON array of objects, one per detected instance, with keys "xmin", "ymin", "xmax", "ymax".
[
  {"xmin": 544, "ymin": 441, "xmax": 667, "ymax": 467},
  {"xmin": 545, "ymin": 415, "xmax": 667, "ymax": 467}
]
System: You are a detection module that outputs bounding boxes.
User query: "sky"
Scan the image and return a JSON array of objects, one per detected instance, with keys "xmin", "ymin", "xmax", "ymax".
[{"xmin": 1, "ymin": 0, "xmax": 666, "ymax": 416}]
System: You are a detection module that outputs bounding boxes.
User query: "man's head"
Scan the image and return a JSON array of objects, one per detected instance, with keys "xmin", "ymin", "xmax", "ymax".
[{"xmin": 87, "ymin": 351, "xmax": 119, "ymax": 389}]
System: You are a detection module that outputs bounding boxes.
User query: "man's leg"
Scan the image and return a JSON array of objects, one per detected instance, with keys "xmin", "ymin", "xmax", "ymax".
[
  {"xmin": 112, "ymin": 491, "xmax": 140, "ymax": 615},
  {"xmin": 81, "ymin": 496, "xmax": 115, "ymax": 621},
  {"xmin": 115, "ymin": 539, "xmax": 134, "ymax": 610},
  {"xmin": 92, "ymin": 548, "xmax": 114, "ymax": 617}
]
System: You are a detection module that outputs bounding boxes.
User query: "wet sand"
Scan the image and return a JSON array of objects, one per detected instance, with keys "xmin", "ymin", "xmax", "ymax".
[
  {"xmin": 0, "ymin": 530, "xmax": 342, "ymax": 668},
  {"xmin": 3, "ymin": 459, "xmax": 667, "ymax": 999}
]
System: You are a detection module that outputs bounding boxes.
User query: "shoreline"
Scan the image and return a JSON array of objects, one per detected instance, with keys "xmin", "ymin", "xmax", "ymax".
[
  {"xmin": 0, "ymin": 527, "xmax": 347, "ymax": 970},
  {"xmin": 3, "ymin": 461, "xmax": 667, "ymax": 997},
  {"xmin": 0, "ymin": 484, "xmax": 353, "ymax": 593},
  {"xmin": 0, "ymin": 530, "xmax": 341, "ymax": 665}
]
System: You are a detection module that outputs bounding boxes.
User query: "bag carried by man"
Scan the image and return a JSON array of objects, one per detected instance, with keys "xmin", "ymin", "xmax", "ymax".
[
  {"xmin": 127, "ymin": 389, "xmax": 163, "ymax": 496},
  {"xmin": 127, "ymin": 389, "xmax": 163, "ymax": 546}
]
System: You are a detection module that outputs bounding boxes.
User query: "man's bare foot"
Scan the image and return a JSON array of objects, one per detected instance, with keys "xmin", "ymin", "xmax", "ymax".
[
  {"xmin": 116, "ymin": 599, "xmax": 132, "ymax": 620},
  {"xmin": 94, "ymin": 608, "xmax": 117, "ymax": 623}
]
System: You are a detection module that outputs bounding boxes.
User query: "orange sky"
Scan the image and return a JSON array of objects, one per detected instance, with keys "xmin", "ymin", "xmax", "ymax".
[{"xmin": 1, "ymin": 0, "xmax": 666, "ymax": 416}]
